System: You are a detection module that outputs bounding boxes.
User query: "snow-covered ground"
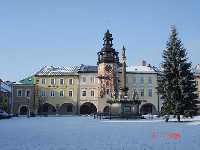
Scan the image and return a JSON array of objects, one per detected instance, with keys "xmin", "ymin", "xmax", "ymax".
[{"xmin": 0, "ymin": 116, "xmax": 200, "ymax": 150}]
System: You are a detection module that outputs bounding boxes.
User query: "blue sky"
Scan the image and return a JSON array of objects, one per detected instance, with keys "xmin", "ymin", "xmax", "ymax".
[{"xmin": 0, "ymin": 0, "xmax": 200, "ymax": 81}]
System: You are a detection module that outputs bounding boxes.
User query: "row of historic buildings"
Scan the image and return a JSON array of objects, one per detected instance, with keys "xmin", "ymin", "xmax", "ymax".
[
  {"xmin": 8, "ymin": 31, "xmax": 200, "ymax": 116},
  {"xmin": 12, "ymin": 63, "xmax": 160, "ymax": 115}
]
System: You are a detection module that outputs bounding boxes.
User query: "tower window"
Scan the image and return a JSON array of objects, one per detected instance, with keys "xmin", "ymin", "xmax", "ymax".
[{"xmin": 106, "ymin": 89, "xmax": 110, "ymax": 95}]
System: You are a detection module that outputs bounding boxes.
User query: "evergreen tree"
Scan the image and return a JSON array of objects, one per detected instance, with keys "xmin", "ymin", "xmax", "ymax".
[{"xmin": 159, "ymin": 26, "xmax": 198, "ymax": 122}]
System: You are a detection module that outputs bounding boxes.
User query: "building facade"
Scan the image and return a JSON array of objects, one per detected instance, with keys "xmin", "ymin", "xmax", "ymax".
[
  {"xmin": 34, "ymin": 66, "xmax": 80, "ymax": 115},
  {"xmin": 13, "ymin": 83, "xmax": 35, "ymax": 115},
  {"xmin": 78, "ymin": 65, "xmax": 99, "ymax": 114},
  {"xmin": 126, "ymin": 61, "xmax": 160, "ymax": 115}
]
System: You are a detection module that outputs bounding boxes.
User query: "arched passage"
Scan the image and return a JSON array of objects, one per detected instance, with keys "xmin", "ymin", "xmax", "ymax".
[
  {"xmin": 80, "ymin": 102, "xmax": 97, "ymax": 115},
  {"xmin": 59, "ymin": 103, "xmax": 74, "ymax": 115},
  {"xmin": 140, "ymin": 103, "xmax": 157, "ymax": 115},
  {"xmin": 19, "ymin": 106, "xmax": 29, "ymax": 115},
  {"xmin": 103, "ymin": 106, "xmax": 110, "ymax": 113},
  {"xmin": 38, "ymin": 103, "xmax": 56, "ymax": 115}
]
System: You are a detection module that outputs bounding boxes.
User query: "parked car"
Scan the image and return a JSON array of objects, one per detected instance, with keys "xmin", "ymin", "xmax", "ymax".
[{"xmin": 0, "ymin": 109, "xmax": 11, "ymax": 119}]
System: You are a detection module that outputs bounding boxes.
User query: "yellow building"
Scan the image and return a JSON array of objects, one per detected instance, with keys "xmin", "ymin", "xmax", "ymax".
[{"xmin": 34, "ymin": 65, "xmax": 81, "ymax": 115}]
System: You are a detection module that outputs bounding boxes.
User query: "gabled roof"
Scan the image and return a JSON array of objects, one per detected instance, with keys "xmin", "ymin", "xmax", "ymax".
[{"xmin": 35, "ymin": 65, "xmax": 82, "ymax": 76}]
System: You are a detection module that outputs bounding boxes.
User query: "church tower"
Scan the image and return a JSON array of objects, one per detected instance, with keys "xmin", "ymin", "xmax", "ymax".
[{"xmin": 97, "ymin": 30, "xmax": 120, "ymax": 99}]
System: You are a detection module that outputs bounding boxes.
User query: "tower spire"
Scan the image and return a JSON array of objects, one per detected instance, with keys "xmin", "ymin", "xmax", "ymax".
[
  {"xmin": 120, "ymin": 45, "xmax": 126, "ymax": 63},
  {"xmin": 97, "ymin": 30, "xmax": 119, "ymax": 64},
  {"xmin": 103, "ymin": 29, "xmax": 113, "ymax": 49}
]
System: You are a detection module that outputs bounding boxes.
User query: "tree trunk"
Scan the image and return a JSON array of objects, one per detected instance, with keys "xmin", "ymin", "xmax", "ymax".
[{"xmin": 177, "ymin": 115, "xmax": 181, "ymax": 122}]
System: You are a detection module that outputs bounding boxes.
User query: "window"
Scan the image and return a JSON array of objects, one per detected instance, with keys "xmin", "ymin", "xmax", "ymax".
[
  {"xmin": 26, "ymin": 90, "xmax": 31, "ymax": 97},
  {"xmin": 133, "ymin": 77, "xmax": 136, "ymax": 84},
  {"xmin": 140, "ymin": 77, "xmax": 144, "ymax": 84},
  {"xmin": 148, "ymin": 77, "xmax": 152, "ymax": 84},
  {"xmin": 106, "ymin": 89, "xmax": 110, "ymax": 95},
  {"xmin": 50, "ymin": 90, "xmax": 55, "ymax": 97},
  {"xmin": 40, "ymin": 89, "xmax": 46, "ymax": 97},
  {"xmin": 51, "ymin": 78, "xmax": 56, "ymax": 85},
  {"xmin": 91, "ymin": 90, "xmax": 95, "ymax": 97},
  {"xmin": 82, "ymin": 77, "xmax": 86, "ymax": 83},
  {"xmin": 60, "ymin": 79, "xmax": 64, "ymax": 85},
  {"xmin": 82, "ymin": 90, "xmax": 86, "ymax": 96},
  {"xmin": 17, "ymin": 89, "xmax": 22, "ymax": 97},
  {"xmin": 140, "ymin": 89, "xmax": 144, "ymax": 97},
  {"xmin": 41, "ymin": 78, "xmax": 46, "ymax": 84},
  {"xmin": 69, "ymin": 79, "xmax": 73, "ymax": 85},
  {"xmin": 68, "ymin": 90, "xmax": 73, "ymax": 97},
  {"xmin": 148, "ymin": 89, "xmax": 152, "ymax": 97},
  {"xmin": 90, "ymin": 76, "xmax": 95, "ymax": 83},
  {"xmin": 60, "ymin": 90, "xmax": 64, "ymax": 97}
]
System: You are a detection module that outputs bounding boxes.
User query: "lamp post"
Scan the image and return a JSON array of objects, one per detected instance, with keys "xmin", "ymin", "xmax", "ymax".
[{"xmin": 26, "ymin": 96, "xmax": 30, "ymax": 118}]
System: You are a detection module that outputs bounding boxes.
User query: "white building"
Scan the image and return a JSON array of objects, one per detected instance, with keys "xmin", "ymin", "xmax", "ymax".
[{"xmin": 126, "ymin": 61, "xmax": 160, "ymax": 114}]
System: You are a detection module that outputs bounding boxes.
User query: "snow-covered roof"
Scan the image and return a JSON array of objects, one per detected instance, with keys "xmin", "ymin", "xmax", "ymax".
[
  {"xmin": 127, "ymin": 65, "xmax": 157, "ymax": 73},
  {"xmin": 35, "ymin": 65, "xmax": 82, "ymax": 76},
  {"xmin": 79, "ymin": 65, "xmax": 97, "ymax": 73},
  {"xmin": 0, "ymin": 81, "xmax": 11, "ymax": 92}
]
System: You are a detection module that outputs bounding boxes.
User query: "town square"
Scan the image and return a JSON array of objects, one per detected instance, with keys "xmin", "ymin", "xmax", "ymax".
[{"xmin": 0, "ymin": 1, "xmax": 200, "ymax": 150}]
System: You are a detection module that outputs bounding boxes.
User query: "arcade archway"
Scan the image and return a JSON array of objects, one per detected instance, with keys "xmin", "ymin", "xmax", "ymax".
[
  {"xmin": 38, "ymin": 103, "xmax": 56, "ymax": 115},
  {"xmin": 103, "ymin": 106, "xmax": 110, "ymax": 113},
  {"xmin": 140, "ymin": 103, "xmax": 157, "ymax": 115},
  {"xmin": 80, "ymin": 102, "xmax": 97, "ymax": 115},
  {"xmin": 59, "ymin": 103, "xmax": 74, "ymax": 115},
  {"xmin": 19, "ymin": 106, "xmax": 29, "ymax": 115}
]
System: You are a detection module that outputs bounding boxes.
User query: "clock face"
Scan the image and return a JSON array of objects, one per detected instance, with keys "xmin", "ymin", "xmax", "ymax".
[{"xmin": 105, "ymin": 65, "xmax": 112, "ymax": 72}]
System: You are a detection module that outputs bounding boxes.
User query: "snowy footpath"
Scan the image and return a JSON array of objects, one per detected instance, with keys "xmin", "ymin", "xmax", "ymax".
[{"xmin": 0, "ymin": 116, "xmax": 200, "ymax": 150}]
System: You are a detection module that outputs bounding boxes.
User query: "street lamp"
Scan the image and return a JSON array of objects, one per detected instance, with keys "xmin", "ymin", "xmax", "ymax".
[{"xmin": 26, "ymin": 96, "xmax": 30, "ymax": 118}]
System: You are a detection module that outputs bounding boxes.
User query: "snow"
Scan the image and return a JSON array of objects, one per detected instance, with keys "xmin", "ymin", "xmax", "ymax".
[
  {"xmin": 0, "ymin": 116, "xmax": 200, "ymax": 150},
  {"xmin": 35, "ymin": 65, "xmax": 81, "ymax": 76},
  {"xmin": 127, "ymin": 65, "xmax": 156, "ymax": 73}
]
